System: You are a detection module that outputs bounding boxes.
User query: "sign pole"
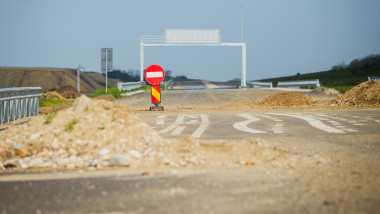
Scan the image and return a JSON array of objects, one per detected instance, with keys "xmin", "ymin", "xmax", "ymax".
[
  {"xmin": 105, "ymin": 49, "xmax": 108, "ymax": 94},
  {"xmin": 144, "ymin": 64, "xmax": 165, "ymax": 111}
]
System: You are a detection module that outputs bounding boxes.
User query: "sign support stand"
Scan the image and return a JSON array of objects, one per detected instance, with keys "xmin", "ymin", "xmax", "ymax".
[{"xmin": 144, "ymin": 64, "xmax": 165, "ymax": 111}]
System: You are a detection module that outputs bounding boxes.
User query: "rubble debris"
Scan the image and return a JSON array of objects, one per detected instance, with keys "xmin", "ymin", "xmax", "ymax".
[
  {"xmin": 0, "ymin": 95, "xmax": 322, "ymax": 171},
  {"xmin": 331, "ymin": 80, "xmax": 380, "ymax": 107},
  {"xmin": 258, "ymin": 92, "xmax": 316, "ymax": 107}
]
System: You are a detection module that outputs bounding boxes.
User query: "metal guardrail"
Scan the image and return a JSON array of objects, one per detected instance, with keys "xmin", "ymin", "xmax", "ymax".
[
  {"xmin": 117, "ymin": 81, "xmax": 146, "ymax": 91},
  {"xmin": 277, "ymin": 79, "xmax": 320, "ymax": 88},
  {"xmin": 368, "ymin": 76, "xmax": 380, "ymax": 81},
  {"xmin": 0, "ymin": 87, "xmax": 42, "ymax": 124},
  {"xmin": 249, "ymin": 81, "xmax": 272, "ymax": 88},
  {"xmin": 161, "ymin": 78, "xmax": 174, "ymax": 87}
]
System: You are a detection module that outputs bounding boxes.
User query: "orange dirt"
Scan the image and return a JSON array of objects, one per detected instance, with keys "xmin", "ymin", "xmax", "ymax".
[
  {"xmin": 331, "ymin": 80, "xmax": 380, "ymax": 107},
  {"xmin": 56, "ymin": 85, "xmax": 82, "ymax": 99},
  {"xmin": 258, "ymin": 92, "xmax": 316, "ymax": 107}
]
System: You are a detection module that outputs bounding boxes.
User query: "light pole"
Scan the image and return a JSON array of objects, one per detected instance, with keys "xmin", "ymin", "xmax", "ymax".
[
  {"xmin": 77, "ymin": 65, "xmax": 85, "ymax": 93},
  {"xmin": 241, "ymin": 5, "xmax": 244, "ymax": 42}
]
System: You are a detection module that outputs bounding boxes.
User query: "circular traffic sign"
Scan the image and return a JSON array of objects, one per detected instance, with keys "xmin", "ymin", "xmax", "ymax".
[{"xmin": 144, "ymin": 64, "xmax": 165, "ymax": 85}]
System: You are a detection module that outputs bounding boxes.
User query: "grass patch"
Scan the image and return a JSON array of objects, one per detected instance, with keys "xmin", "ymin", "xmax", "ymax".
[
  {"xmin": 90, "ymin": 85, "xmax": 151, "ymax": 99},
  {"xmin": 331, "ymin": 86, "xmax": 354, "ymax": 93},
  {"xmin": 90, "ymin": 86, "xmax": 122, "ymax": 99},
  {"xmin": 64, "ymin": 117, "xmax": 78, "ymax": 131},
  {"xmin": 39, "ymin": 97, "xmax": 67, "ymax": 107},
  {"xmin": 44, "ymin": 109, "xmax": 57, "ymax": 125}
]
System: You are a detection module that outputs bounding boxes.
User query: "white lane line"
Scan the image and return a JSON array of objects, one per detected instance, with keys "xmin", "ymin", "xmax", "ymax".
[
  {"xmin": 251, "ymin": 114, "xmax": 283, "ymax": 122},
  {"xmin": 273, "ymin": 123, "xmax": 284, "ymax": 134},
  {"xmin": 156, "ymin": 115, "xmax": 167, "ymax": 125},
  {"xmin": 328, "ymin": 120, "xmax": 342, "ymax": 126},
  {"xmin": 159, "ymin": 115, "xmax": 185, "ymax": 134},
  {"xmin": 233, "ymin": 114, "xmax": 266, "ymax": 134},
  {"xmin": 192, "ymin": 114, "xmax": 209, "ymax": 138},
  {"xmin": 269, "ymin": 113, "xmax": 345, "ymax": 134},
  {"xmin": 172, "ymin": 126, "xmax": 186, "ymax": 136}
]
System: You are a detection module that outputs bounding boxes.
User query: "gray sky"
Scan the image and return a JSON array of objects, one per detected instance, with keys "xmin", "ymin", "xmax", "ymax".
[{"xmin": 1, "ymin": 0, "xmax": 380, "ymax": 81}]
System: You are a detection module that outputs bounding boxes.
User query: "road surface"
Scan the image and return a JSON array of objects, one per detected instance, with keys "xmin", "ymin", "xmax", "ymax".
[{"xmin": 1, "ymin": 85, "xmax": 380, "ymax": 214}]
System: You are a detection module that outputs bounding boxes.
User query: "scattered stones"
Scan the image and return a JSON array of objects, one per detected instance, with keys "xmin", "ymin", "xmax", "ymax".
[
  {"xmin": 0, "ymin": 96, "xmax": 321, "ymax": 171},
  {"xmin": 109, "ymin": 154, "xmax": 131, "ymax": 167},
  {"xmin": 141, "ymin": 171, "xmax": 150, "ymax": 176},
  {"xmin": 16, "ymin": 148, "xmax": 28, "ymax": 158},
  {"xmin": 4, "ymin": 159, "xmax": 19, "ymax": 168},
  {"xmin": 129, "ymin": 150, "xmax": 142, "ymax": 160},
  {"xmin": 73, "ymin": 95, "xmax": 91, "ymax": 113}
]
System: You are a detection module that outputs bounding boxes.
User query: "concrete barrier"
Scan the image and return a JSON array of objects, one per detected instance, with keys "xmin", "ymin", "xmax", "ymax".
[
  {"xmin": 249, "ymin": 81, "xmax": 273, "ymax": 88},
  {"xmin": 0, "ymin": 87, "xmax": 42, "ymax": 124},
  {"xmin": 368, "ymin": 76, "xmax": 380, "ymax": 81},
  {"xmin": 277, "ymin": 79, "xmax": 320, "ymax": 88},
  {"xmin": 117, "ymin": 82, "xmax": 146, "ymax": 91}
]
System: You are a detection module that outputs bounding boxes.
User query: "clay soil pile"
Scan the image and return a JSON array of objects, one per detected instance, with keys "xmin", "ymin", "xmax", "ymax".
[
  {"xmin": 258, "ymin": 92, "xmax": 316, "ymax": 107},
  {"xmin": 56, "ymin": 85, "xmax": 82, "ymax": 99},
  {"xmin": 331, "ymin": 80, "xmax": 380, "ymax": 107},
  {"xmin": 0, "ymin": 96, "xmax": 316, "ymax": 170},
  {"xmin": 41, "ymin": 91, "xmax": 67, "ymax": 101},
  {"xmin": 312, "ymin": 87, "xmax": 340, "ymax": 95}
]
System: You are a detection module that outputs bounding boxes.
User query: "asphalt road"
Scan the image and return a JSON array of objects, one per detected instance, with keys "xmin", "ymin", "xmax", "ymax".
[
  {"xmin": 137, "ymin": 110, "xmax": 380, "ymax": 140},
  {"xmin": 1, "ymin": 83, "xmax": 380, "ymax": 214}
]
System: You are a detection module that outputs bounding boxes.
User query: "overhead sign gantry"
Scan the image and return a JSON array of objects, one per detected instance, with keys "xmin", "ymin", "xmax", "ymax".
[{"xmin": 139, "ymin": 29, "xmax": 247, "ymax": 87}]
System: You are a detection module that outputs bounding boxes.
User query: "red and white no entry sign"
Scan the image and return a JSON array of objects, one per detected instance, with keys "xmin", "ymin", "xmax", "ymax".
[{"xmin": 145, "ymin": 64, "xmax": 165, "ymax": 85}]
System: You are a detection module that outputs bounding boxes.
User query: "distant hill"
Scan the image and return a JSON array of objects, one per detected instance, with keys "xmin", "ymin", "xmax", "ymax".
[
  {"xmin": 260, "ymin": 54, "xmax": 380, "ymax": 89},
  {"xmin": 0, "ymin": 67, "xmax": 121, "ymax": 93}
]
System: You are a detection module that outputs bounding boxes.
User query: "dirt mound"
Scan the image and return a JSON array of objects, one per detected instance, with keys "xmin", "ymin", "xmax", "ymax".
[
  {"xmin": 41, "ymin": 91, "xmax": 67, "ymax": 100},
  {"xmin": 258, "ymin": 92, "xmax": 316, "ymax": 107},
  {"xmin": 56, "ymin": 85, "xmax": 82, "ymax": 99},
  {"xmin": 312, "ymin": 87, "xmax": 340, "ymax": 95},
  {"xmin": 331, "ymin": 80, "xmax": 380, "ymax": 107},
  {"xmin": 92, "ymin": 95, "xmax": 115, "ymax": 101},
  {"xmin": 0, "ymin": 96, "xmax": 301, "ymax": 170}
]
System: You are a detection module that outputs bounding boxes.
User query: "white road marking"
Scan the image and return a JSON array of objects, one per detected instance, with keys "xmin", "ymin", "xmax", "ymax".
[
  {"xmin": 156, "ymin": 115, "xmax": 167, "ymax": 125},
  {"xmin": 192, "ymin": 114, "xmax": 209, "ymax": 138},
  {"xmin": 233, "ymin": 114, "xmax": 266, "ymax": 134},
  {"xmin": 273, "ymin": 123, "xmax": 284, "ymax": 134},
  {"xmin": 159, "ymin": 115, "xmax": 185, "ymax": 134},
  {"xmin": 269, "ymin": 113, "xmax": 345, "ymax": 133},
  {"xmin": 328, "ymin": 120, "xmax": 342, "ymax": 126},
  {"xmin": 251, "ymin": 114, "xmax": 283, "ymax": 122},
  {"xmin": 172, "ymin": 126, "xmax": 186, "ymax": 136}
]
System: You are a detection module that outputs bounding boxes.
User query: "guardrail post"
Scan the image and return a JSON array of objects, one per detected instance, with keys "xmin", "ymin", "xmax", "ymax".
[
  {"xmin": 20, "ymin": 99, "xmax": 25, "ymax": 118},
  {"xmin": 16, "ymin": 99, "xmax": 20, "ymax": 119},
  {"xmin": 31, "ymin": 97, "xmax": 36, "ymax": 116},
  {"xmin": 27, "ymin": 98, "xmax": 32, "ymax": 117},
  {"xmin": 10, "ymin": 100, "xmax": 15, "ymax": 121},
  {"xmin": 34, "ymin": 97, "xmax": 39, "ymax": 115},
  {"xmin": 4, "ymin": 100, "xmax": 9, "ymax": 123},
  {"xmin": 0, "ymin": 101, "xmax": 3, "ymax": 124}
]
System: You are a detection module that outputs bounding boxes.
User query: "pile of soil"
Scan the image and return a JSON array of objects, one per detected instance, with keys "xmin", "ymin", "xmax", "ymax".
[
  {"xmin": 41, "ymin": 91, "xmax": 67, "ymax": 101},
  {"xmin": 258, "ymin": 92, "xmax": 316, "ymax": 107},
  {"xmin": 56, "ymin": 85, "xmax": 82, "ymax": 99},
  {"xmin": 92, "ymin": 95, "xmax": 115, "ymax": 101},
  {"xmin": 312, "ymin": 87, "xmax": 340, "ymax": 95},
  {"xmin": 331, "ymin": 80, "xmax": 380, "ymax": 107},
  {"xmin": 0, "ymin": 96, "xmax": 307, "ymax": 170}
]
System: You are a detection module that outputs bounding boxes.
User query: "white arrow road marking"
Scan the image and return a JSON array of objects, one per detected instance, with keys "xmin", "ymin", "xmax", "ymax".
[
  {"xmin": 192, "ymin": 114, "xmax": 209, "ymax": 138},
  {"xmin": 233, "ymin": 114, "xmax": 266, "ymax": 134},
  {"xmin": 159, "ymin": 115, "xmax": 185, "ymax": 134},
  {"xmin": 172, "ymin": 126, "xmax": 186, "ymax": 136},
  {"xmin": 268, "ymin": 113, "xmax": 345, "ymax": 133},
  {"xmin": 156, "ymin": 115, "xmax": 167, "ymax": 125},
  {"xmin": 251, "ymin": 114, "xmax": 283, "ymax": 122},
  {"xmin": 272, "ymin": 123, "xmax": 284, "ymax": 134}
]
